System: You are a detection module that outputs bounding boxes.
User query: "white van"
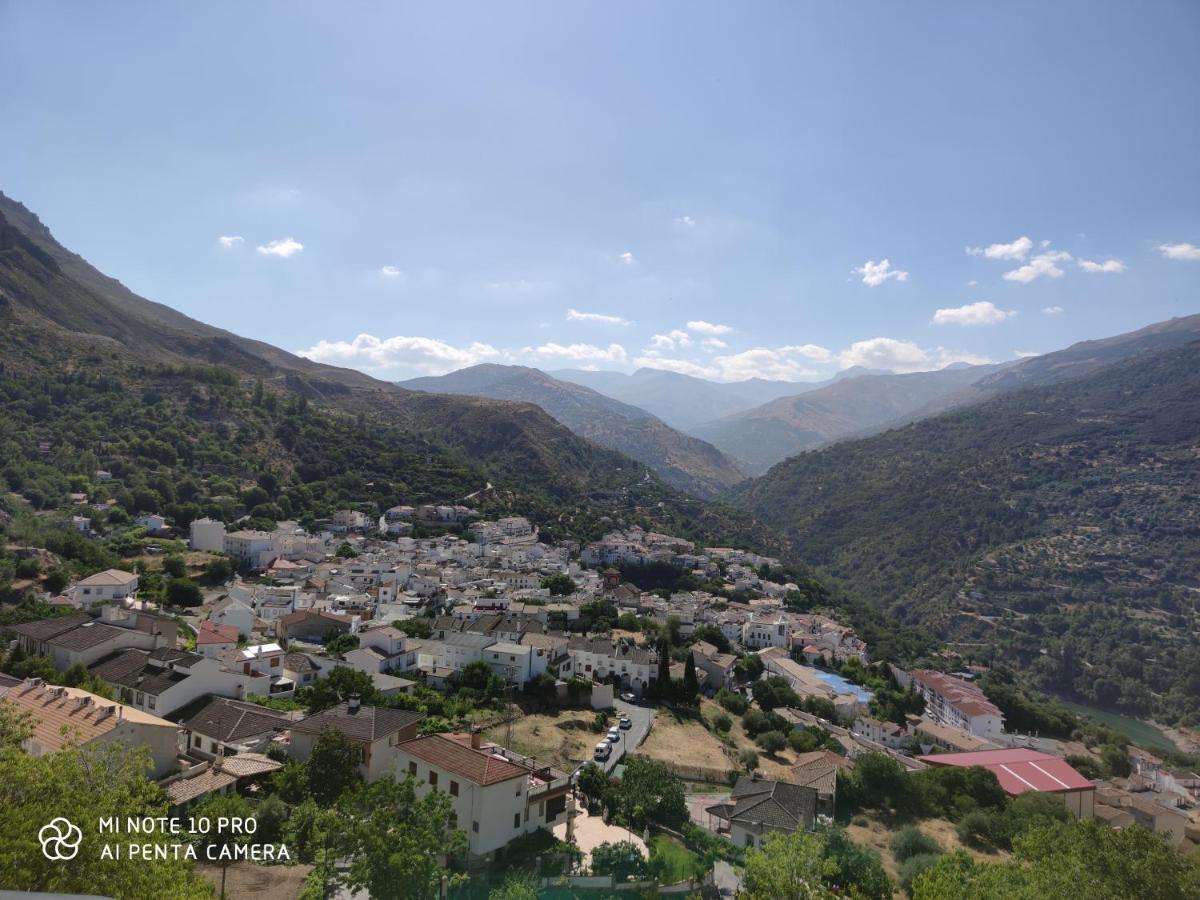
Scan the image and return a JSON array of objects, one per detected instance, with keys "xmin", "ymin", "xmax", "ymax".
[{"xmin": 593, "ymin": 741, "xmax": 612, "ymax": 761}]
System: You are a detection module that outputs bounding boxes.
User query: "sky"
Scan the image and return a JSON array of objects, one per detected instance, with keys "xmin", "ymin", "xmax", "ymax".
[{"xmin": 1, "ymin": 1, "xmax": 1198, "ymax": 382}]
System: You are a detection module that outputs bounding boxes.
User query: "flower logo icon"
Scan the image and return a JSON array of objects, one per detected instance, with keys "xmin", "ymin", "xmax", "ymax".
[{"xmin": 39, "ymin": 817, "xmax": 83, "ymax": 861}]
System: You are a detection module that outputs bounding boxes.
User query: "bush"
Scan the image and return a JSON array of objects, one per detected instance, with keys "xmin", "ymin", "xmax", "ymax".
[
  {"xmin": 590, "ymin": 841, "xmax": 647, "ymax": 880},
  {"xmin": 713, "ymin": 712, "xmax": 733, "ymax": 733},
  {"xmin": 717, "ymin": 688, "xmax": 748, "ymax": 715},
  {"xmin": 956, "ymin": 809, "xmax": 997, "ymax": 848},
  {"xmin": 756, "ymin": 730, "xmax": 788, "ymax": 754},
  {"xmin": 165, "ymin": 577, "xmax": 203, "ymax": 607},
  {"xmin": 899, "ymin": 852, "xmax": 942, "ymax": 896},
  {"xmin": 740, "ymin": 749, "xmax": 759, "ymax": 771},
  {"xmin": 889, "ymin": 826, "xmax": 942, "ymax": 862}
]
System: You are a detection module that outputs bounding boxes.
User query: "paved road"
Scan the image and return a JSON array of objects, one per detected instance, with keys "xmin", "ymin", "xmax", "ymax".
[{"xmin": 573, "ymin": 699, "xmax": 655, "ymax": 775}]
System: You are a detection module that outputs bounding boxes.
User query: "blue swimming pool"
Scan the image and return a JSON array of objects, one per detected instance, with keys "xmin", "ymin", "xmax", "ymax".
[{"xmin": 814, "ymin": 669, "xmax": 873, "ymax": 703}]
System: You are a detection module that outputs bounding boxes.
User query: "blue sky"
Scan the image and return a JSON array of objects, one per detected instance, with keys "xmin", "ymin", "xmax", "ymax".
[{"xmin": 2, "ymin": 1, "xmax": 1198, "ymax": 381}]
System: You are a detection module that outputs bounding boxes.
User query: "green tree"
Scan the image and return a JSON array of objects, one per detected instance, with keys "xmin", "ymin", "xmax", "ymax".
[
  {"xmin": 590, "ymin": 840, "xmax": 648, "ymax": 880},
  {"xmin": 540, "ymin": 574, "xmax": 576, "ymax": 596},
  {"xmin": 165, "ymin": 577, "xmax": 203, "ymax": 607},
  {"xmin": 488, "ymin": 870, "xmax": 540, "ymax": 900},
  {"xmin": 335, "ymin": 775, "xmax": 466, "ymax": 900},
  {"xmin": 913, "ymin": 821, "xmax": 1200, "ymax": 899},
  {"xmin": 683, "ymin": 652, "xmax": 700, "ymax": 700},
  {"xmin": 392, "ymin": 617, "xmax": 432, "ymax": 639},
  {"xmin": 306, "ymin": 728, "xmax": 363, "ymax": 805},
  {"xmin": 742, "ymin": 831, "xmax": 837, "ymax": 900},
  {"xmin": 756, "ymin": 730, "xmax": 788, "ymax": 754},
  {"xmin": 162, "ymin": 556, "xmax": 187, "ymax": 578},
  {"xmin": 616, "ymin": 757, "xmax": 687, "ymax": 828},
  {"xmin": 0, "ymin": 743, "xmax": 211, "ymax": 898},
  {"xmin": 204, "ymin": 555, "xmax": 233, "ymax": 583}
]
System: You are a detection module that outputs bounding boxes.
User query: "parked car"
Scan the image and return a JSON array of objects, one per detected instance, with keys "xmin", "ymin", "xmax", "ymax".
[
  {"xmin": 620, "ymin": 692, "xmax": 636, "ymax": 703},
  {"xmin": 593, "ymin": 741, "xmax": 612, "ymax": 761},
  {"xmin": 618, "ymin": 716, "xmax": 632, "ymax": 730},
  {"xmin": 606, "ymin": 727, "xmax": 621, "ymax": 743}
]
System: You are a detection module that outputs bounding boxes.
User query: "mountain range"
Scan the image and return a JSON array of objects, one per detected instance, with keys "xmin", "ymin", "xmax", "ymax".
[
  {"xmin": 400, "ymin": 365, "xmax": 745, "ymax": 498},
  {"xmin": 551, "ymin": 366, "xmax": 815, "ymax": 430},
  {"xmin": 0, "ymin": 190, "xmax": 780, "ymax": 553},
  {"xmin": 730, "ymin": 324, "xmax": 1200, "ymax": 723}
]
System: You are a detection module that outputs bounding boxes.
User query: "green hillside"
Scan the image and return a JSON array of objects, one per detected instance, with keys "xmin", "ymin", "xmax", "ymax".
[{"xmin": 732, "ymin": 341, "xmax": 1200, "ymax": 725}]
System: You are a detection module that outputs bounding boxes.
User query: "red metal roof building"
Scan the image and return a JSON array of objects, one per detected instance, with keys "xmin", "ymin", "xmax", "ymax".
[{"xmin": 917, "ymin": 748, "xmax": 1095, "ymax": 818}]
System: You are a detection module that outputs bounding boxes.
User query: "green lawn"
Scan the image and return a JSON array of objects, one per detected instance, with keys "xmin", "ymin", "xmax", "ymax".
[
  {"xmin": 648, "ymin": 834, "xmax": 701, "ymax": 884},
  {"xmin": 1058, "ymin": 700, "xmax": 1179, "ymax": 753}
]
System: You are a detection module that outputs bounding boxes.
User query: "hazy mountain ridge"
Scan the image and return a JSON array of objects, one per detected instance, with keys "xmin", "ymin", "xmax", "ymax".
[
  {"xmin": 551, "ymin": 366, "xmax": 814, "ymax": 430},
  {"xmin": 692, "ymin": 364, "xmax": 1004, "ymax": 474},
  {"xmin": 399, "ymin": 364, "xmax": 746, "ymax": 498}
]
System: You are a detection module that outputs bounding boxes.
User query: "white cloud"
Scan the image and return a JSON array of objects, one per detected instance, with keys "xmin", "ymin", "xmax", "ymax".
[
  {"xmin": 531, "ymin": 342, "xmax": 628, "ymax": 363},
  {"xmin": 932, "ymin": 301, "xmax": 1013, "ymax": 326},
  {"xmin": 256, "ymin": 237, "xmax": 304, "ymax": 258},
  {"xmin": 1158, "ymin": 242, "xmax": 1200, "ymax": 261},
  {"xmin": 854, "ymin": 259, "xmax": 910, "ymax": 287},
  {"xmin": 1014, "ymin": 350, "xmax": 1041, "ymax": 359},
  {"xmin": 566, "ymin": 309, "xmax": 630, "ymax": 326},
  {"xmin": 1003, "ymin": 250, "xmax": 1071, "ymax": 283},
  {"xmin": 967, "ymin": 280, "xmax": 978, "ymax": 287},
  {"xmin": 967, "ymin": 236, "xmax": 1033, "ymax": 260},
  {"xmin": 1078, "ymin": 258, "xmax": 1126, "ymax": 273},
  {"xmin": 1039, "ymin": 239, "xmax": 1052, "ymax": 249},
  {"xmin": 217, "ymin": 235, "xmax": 244, "ymax": 249},
  {"xmin": 380, "ymin": 265, "xmax": 404, "ymax": 278},
  {"xmin": 674, "ymin": 215, "xmax": 696, "ymax": 227},
  {"xmin": 838, "ymin": 337, "xmax": 929, "ymax": 373},
  {"xmin": 686, "ymin": 320, "xmax": 733, "ymax": 335},
  {"xmin": 650, "ymin": 330, "xmax": 691, "ymax": 350},
  {"xmin": 636, "ymin": 343, "xmax": 831, "ymax": 381},
  {"xmin": 618, "ymin": 251, "xmax": 636, "ymax": 265},
  {"xmin": 296, "ymin": 334, "xmax": 499, "ymax": 375},
  {"xmin": 779, "ymin": 344, "xmax": 834, "ymax": 363},
  {"xmin": 702, "ymin": 338, "xmax": 727, "ymax": 350},
  {"xmin": 1042, "ymin": 306, "xmax": 1064, "ymax": 315}
]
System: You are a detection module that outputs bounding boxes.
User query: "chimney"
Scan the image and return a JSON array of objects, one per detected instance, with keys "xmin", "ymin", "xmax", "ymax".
[
  {"xmin": 347, "ymin": 694, "xmax": 361, "ymax": 714},
  {"xmin": 470, "ymin": 728, "xmax": 482, "ymax": 750}
]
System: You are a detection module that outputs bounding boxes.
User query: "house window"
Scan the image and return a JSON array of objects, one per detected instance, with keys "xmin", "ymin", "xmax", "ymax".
[
  {"xmin": 193, "ymin": 735, "xmax": 201, "ymax": 747},
  {"xmin": 450, "ymin": 781, "xmax": 459, "ymax": 797},
  {"xmin": 409, "ymin": 761, "xmax": 418, "ymax": 776},
  {"xmin": 745, "ymin": 833, "xmax": 754, "ymax": 847},
  {"xmin": 513, "ymin": 813, "xmax": 521, "ymax": 829},
  {"xmin": 472, "ymin": 821, "xmax": 479, "ymax": 833},
  {"xmin": 135, "ymin": 692, "xmax": 143, "ymax": 706},
  {"xmin": 147, "ymin": 696, "xmax": 156, "ymax": 710},
  {"xmin": 211, "ymin": 741, "xmax": 219, "ymax": 753},
  {"xmin": 429, "ymin": 771, "xmax": 438, "ymax": 787}
]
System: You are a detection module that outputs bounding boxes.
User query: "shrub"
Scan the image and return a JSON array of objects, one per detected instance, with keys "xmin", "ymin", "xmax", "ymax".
[
  {"xmin": 740, "ymin": 749, "xmax": 759, "ymax": 771},
  {"xmin": 890, "ymin": 826, "xmax": 942, "ymax": 862},
  {"xmin": 713, "ymin": 712, "xmax": 733, "ymax": 733},
  {"xmin": 756, "ymin": 730, "xmax": 788, "ymax": 754},
  {"xmin": 899, "ymin": 852, "xmax": 942, "ymax": 896},
  {"xmin": 717, "ymin": 688, "xmax": 748, "ymax": 715}
]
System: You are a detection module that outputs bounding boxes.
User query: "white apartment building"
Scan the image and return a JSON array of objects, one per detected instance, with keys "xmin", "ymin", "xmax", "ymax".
[
  {"xmin": 395, "ymin": 731, "xmax": 572, "ymax": 862},
  {"xmin": 189, "ymin": 517, "xmax": 227, "ymax": 552},
  {"xmin": 223, "ymin": 530, "xmax": 278, "ymax": 569},
  {"xmin": 68, "ymin": 568, "xmax": 139, "ymax": 608}
]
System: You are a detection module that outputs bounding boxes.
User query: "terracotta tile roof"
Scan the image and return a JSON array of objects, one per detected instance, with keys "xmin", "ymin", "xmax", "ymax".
[
  {"xmin": 398, "ymin": 733, "xmax": 528, "ymax": 786},
  {"xmin": 0, "ymin": 680, "xmax": 173, "ymax": 749},
  {"xmin": 165, "ymin": 768, "xmax": 237, "ymax": 805},
  {"xmin": 76, "ymin": 568, "xmax": 138, "ymax": 587},
  {"xmin": 710, "ymin": 776, "xmax": 817, "ymax": 830},
  {"xmin": 218, "ymin": 752, "xmax": 283, "ymax": 778},
  {"xmin": 292, "ymin": 701, "xmax": 424, "ymax": 742},
  {"xmin": 197, "ymin": 621, "xmax": 240, "ymax": 644},
  {"xmin": 176, "ymin": 696, "xmax": 291, "ymax": 743},
  {"xmin": 917, "ymin": 748, "xmax": 1094, "ymax": 795}
]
